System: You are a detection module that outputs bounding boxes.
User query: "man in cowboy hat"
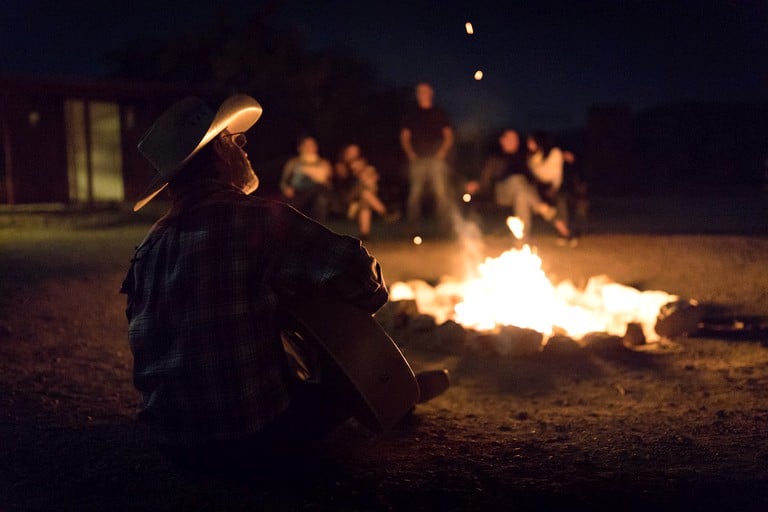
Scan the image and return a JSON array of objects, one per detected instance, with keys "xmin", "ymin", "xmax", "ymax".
[{"xmin": 121, "ymin": 94, "xmax": 448, "ymax": 470}]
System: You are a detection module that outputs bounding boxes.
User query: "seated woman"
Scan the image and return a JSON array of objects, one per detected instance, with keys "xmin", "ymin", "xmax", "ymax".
[
  {"xmin": 465, "ymin": 129, "xmax": 556, "ymax": 243},
  {"xmin": 335, "ymin": 144, "xmax": 400, "ymax": 240},
  {"xmin": 526, "ymin": 130, "xmax": 578, "ymax": 246}
]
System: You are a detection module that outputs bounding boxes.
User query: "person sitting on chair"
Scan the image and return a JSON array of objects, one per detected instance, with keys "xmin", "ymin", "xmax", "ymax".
[{"xmin": 465, "ymin": 129, "xmax": 556, "ymax": 242}]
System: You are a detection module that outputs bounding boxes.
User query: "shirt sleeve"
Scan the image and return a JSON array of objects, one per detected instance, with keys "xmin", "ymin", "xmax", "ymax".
[
  {"xmin": 529, "ymin": 148, "xmax": 563, "ymax": 186},
  {"xmin": 264, "ymin": 202, "xmax": 389, "ymax": 314}
]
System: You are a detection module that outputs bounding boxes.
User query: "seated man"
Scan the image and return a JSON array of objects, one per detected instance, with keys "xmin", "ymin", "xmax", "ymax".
[
  {"xmin": 279, "ymin": 135, "xmax": 332, "ymax": 223},
  {"xmin": 121, "ymin": 94, "xmax": 448, "ymax": 471},
  {"xmin": 466, "ymin": 129, "xmax": 556, "ymax": 242}
]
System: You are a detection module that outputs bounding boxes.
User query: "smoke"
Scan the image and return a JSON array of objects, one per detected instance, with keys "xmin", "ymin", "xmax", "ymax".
[{"xmin": 450, "ymin": 206, "xmax": 485, "ymax": 280}]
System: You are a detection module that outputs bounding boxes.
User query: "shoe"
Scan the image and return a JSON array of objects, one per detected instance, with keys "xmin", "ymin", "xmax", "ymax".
[
  {"xmin": 415, "ymin": 369, "xmax": 450, "ymax": 403},
  {"xmin": 556, "ymin": 235, "xmax": 578, "ymax": 247}
]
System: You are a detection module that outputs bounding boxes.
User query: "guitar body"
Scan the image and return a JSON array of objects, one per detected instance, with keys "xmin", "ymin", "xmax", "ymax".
[{"xmin": 281, "ymin": 297, "xmax": 420, "ymax": 432}]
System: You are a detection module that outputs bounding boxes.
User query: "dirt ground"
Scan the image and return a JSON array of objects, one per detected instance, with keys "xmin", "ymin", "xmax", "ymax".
[{"xmin": 2, "ymin": 196, "xmax": 768, "ymax": 511}]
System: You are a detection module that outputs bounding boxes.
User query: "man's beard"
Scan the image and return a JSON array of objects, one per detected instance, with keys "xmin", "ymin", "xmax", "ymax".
[
  {"xmin": 227, "ymin": 154, "xmax": 259, "ymax": 194},
  {"xmin": 237, "ymin": 161, "xmax": 259, "ymax": 195}
]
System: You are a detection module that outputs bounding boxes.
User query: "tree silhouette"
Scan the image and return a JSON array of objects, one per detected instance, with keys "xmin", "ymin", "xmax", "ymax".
[{"xmin": 107, "ymin": 5, "xmax": 412, "ymax": 196}]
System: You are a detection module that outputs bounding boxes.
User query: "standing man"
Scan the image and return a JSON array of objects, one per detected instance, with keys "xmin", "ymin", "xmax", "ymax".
[{"xmin": 400, "ymin": 82, "xmax": 456, "ymax": 234}]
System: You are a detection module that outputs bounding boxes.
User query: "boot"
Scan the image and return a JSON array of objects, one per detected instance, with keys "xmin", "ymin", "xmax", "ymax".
[{"xmin": 415, "ymin": 369, "xmax": 450, "ymax": 403}]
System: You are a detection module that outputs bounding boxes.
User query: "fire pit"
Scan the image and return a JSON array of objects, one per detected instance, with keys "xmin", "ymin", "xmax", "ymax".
[{"xmin": 382, "ymin": 216, "xmax": 703, "ymax": 354}]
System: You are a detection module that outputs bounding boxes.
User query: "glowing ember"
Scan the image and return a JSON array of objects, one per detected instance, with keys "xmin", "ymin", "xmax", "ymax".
[
  {"xmin": 465, "ymin": 21, "xmax": 474, "ymax": 34},
  {"xmin": 506, "ymin": 216, "xmax": 524, "ymax": 240},
  {"xmin": 474, "ymin": 70, "xmax": 484, "ymax": 80},
  {"xmin": 389, "ymin": 220, "xmax": 680, "ymax": 345},
  {"xmin": 462, "ymin": 193, "xmax": 472, "ymax": 203}
]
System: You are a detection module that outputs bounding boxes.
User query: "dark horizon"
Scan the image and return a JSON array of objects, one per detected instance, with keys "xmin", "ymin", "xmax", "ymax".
[{"xmin": 3, "ymin": 0, "xmax": 767, "ymax": 133}]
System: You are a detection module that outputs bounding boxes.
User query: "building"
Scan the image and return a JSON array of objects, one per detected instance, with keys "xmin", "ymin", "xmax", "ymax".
[{"xmin": 0, "ymin": 75, "xmax": 212, "ymax": 206}]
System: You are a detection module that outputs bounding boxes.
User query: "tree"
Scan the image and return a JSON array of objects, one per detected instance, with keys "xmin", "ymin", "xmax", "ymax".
[{"xmin": 107, "ymin": 4, "xmax": 412, "ymax": 197}]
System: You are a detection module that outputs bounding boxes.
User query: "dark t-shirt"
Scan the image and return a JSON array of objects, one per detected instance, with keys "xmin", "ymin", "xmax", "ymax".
[
  {"xmin": 401, "ymin": 106, "xmax": 451, "ymax": 157},
  {"xmin": 490, "ymin": 151, "xmax": 530, "ymax": 181}
]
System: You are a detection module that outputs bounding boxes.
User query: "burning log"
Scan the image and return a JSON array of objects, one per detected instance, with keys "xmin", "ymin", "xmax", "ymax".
[
  {"xmin": 691, "ymin": 315, "xmax": 768, "ymax": 344},
  {"xmin": 382, "ymin": 216, "xmax": 708, "ymax": 356}
]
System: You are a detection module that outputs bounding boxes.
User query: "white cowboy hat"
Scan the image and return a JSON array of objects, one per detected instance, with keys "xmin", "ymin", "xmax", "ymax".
[{"xmin": 134, "ymin": 93, "xmax": 263, "ymax": 211}]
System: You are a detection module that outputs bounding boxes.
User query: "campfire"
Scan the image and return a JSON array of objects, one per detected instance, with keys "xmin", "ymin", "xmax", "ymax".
[{"xmin": 388, "ymin": 217, "xmax": 694, "ymax": 353}]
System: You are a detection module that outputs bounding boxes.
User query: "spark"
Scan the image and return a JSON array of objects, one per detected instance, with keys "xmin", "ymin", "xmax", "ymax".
[
  {"xmin": 465, "ymin": 22, "xmax": 474, "ymax": 34},
  {"xmin": 474, "ymin": 70, "xmax": 484, "ymax": 80}
]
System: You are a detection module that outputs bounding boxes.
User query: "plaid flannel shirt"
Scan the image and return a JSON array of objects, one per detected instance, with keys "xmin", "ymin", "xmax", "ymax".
[{"xmin": 121, "ymin": 181, "xmax": 388, "ymax": 445}]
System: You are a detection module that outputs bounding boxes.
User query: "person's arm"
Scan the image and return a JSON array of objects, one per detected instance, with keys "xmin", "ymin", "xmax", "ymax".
[
  {"xmin": 267, "ymin": 203, "xmax": 388, "ymax": 313},
  {"xmin": 334, "ymin": 161, "xmax": 349, "ymax": 180},
  {"xmin": 466, "ymin": 156, "xmax": 497, "ymax": 196},
  {"xmin": 320, "ymin": 159, "xmax": 333, "ymax": 186},
  {"xmin": 435, "ymin": 126, "xmax": 454, "ymax": 160},
  {"xmin": 280, "ymin": 158, "xmax": 296, "ymax": 197},
  {"xmin": 400, "ymin": 128, "xmax": 417, "ymax": 161}
]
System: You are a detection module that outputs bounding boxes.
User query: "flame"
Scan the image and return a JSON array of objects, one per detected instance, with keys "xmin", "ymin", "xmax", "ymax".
[
  {"xmin": 390, "ymin": 281, "xmax": 416, "ymax": 301},
  {"xmin": 506, "ymin": 216, "xmax": 524, "ymax": 240},
  {"xmin": 389, "ymin": 219, "xmax": 679, "ymax": 345}
]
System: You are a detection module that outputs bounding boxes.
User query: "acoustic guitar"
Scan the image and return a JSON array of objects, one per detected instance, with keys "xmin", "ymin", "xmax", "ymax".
[{"xmin": 280, "ymin": 297, "xmax": 421, "ymax": 432}]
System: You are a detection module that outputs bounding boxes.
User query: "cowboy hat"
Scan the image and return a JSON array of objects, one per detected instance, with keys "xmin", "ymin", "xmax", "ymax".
[{"xmin": 134, "ymin": 94, "xmax": 263, "ymax": 211}]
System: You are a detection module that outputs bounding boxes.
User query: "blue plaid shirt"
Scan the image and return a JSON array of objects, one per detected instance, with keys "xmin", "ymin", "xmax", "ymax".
[{"xmin": 121, "ymin": 180, "xmax": 388, "ymax": 445}]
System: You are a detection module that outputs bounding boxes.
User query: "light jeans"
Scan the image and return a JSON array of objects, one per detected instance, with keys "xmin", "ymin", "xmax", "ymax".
[
  {"xmin": 494, "ymin": 175, "xmax": 545, "ymax": 239},
  {"xmin": 406, "ymin": 157, "xmax": 455, "ymax": 227}
]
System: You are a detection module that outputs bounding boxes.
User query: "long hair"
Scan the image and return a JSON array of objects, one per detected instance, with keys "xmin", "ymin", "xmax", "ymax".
[{"xmin": 529, "ymin": 130, "xmax": 554, "ymax": 159}]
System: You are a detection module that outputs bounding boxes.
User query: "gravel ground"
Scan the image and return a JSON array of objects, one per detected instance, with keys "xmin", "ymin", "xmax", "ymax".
[{"xmin": 1, "ymin": 193, "xmax": 768, "ymax": 511}]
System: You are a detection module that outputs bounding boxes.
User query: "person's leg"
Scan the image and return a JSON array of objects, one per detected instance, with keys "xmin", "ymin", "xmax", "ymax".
[
  {"xmin": 360, "ymin": 188, "xmax": 387, "ymax": 216},
  {"xmin": 357, "ymin": 205, "xmax": 372, "ymax": 239},
  {"xmin": 512, "ymin": 193, "xmax": 533, "ymax": 242},
  {"xmin": 427, "ymin": 158, "xmax": 457, "ymax": 231},
  {"xmin": 159, "ymin": 378, "xmax": 353, "ymax": 473},
  {"xmin": 555, "ymin": 190, "xmax": 569, "ymax": 227},
  {"xmin": 406, "ymin": 158, "xmax": 428, "ymax": 230}
]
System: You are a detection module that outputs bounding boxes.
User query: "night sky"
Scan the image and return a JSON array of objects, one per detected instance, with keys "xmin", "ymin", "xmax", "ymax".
[{"xmin": 3, "ymin": 0, "xmax": 767, "ymax": 132}]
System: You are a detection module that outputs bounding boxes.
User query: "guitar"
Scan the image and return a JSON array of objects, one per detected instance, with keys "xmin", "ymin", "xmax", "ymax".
[{"xmin": 280, "ymin": 297, "xmax": 421, "ymax": 432}]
